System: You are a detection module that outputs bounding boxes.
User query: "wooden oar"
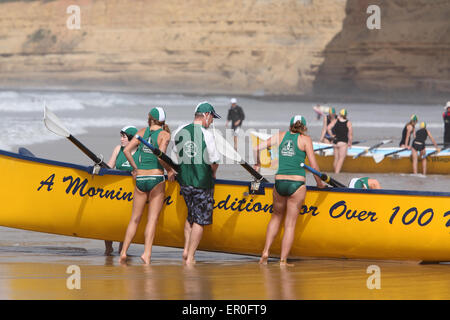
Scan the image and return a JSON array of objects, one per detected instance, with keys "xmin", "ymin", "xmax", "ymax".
[
  {"xmin": 300, "ymin": 163, "xmax": 346, "ymax": 188},
  {"xmin": 314, "ymin": 140, "xmax": 365, "ymax": 152},
  {"xmin": 135, "ymin": 135, "xmax": 180, "ymax": 172},
  {"xmin": 212, "ymin": 128, "xmax": 268, "ymax": 183},
  {"xmin": 423, "ymin": 147, "xmax": 448, "ymax": 159},
  {"xmin": 353, "ymin": 139, "xmax": 392, "ymax": 159},
  {"xmin": 373, "ymin": 147, "xmax": 408, "ymax": 164},
  {"xmin": 43, "ymin": 105, "xmax": 110, "ymax": 168}
]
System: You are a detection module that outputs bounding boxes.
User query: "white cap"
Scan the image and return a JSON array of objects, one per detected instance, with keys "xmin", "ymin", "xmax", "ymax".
[
  {"xmin": 230, "ymin": 98, "xmax": 237, "ymax": 104},
  {"xmin": 446, "ymin": 101, "xmax": 450, "ymax": 109}
]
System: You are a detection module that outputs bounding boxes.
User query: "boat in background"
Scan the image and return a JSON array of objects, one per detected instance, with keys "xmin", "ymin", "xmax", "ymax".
[{"xmin": 250, "ymin": 131, "xmax": 450, "ymax": 174}]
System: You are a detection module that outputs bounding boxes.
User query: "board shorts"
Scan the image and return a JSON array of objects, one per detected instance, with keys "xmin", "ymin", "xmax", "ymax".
[
  {"xmin": 136, "ymin": 175, "xmax": 165, "ymax": 192},
  {"xmin": 412, "ymin": 141, "xmax": 425, "ymax": 152},
  {"xmin": 275, "ymin": 180, "xmax": 305, "ymax": 197},
  {"xmin": 232, "ymin": 126, "xmax": 241, "ymax": 136},
  {"xmin": 180, "ymin": 185, "xmax": 214, "ymax": 226}
]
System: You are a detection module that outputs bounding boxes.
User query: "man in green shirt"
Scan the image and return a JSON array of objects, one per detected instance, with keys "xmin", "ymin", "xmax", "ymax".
[{"xmin": 173, "ymin": 102, "xmax": 221, "ymax": 265}]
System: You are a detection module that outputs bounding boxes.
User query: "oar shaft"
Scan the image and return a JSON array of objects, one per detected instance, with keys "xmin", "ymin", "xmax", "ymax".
[
  {"xmin": 385, "ymin": 148, "xmax": 408, "ymax": 157},
  {"xmin": 68, "ymin": 135, "xmax": 110, "ymax": 168},
  {"xmin": 301, "ymin": 163, "xmax": 346, "ymax": 188},
  {"xmin": 241, "ymin": 162, "xmax": 269, "ymax": 183}
]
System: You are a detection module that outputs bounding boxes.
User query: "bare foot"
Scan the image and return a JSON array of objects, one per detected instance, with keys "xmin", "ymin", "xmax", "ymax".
[
  {"xmin": 184, "ymin": 258, "xmax": 196, "ymax": 266},
  {"xmin": 182, "ymin": 251, "xmax": 188, "ymax": 262},
  {"xmin": 279, "ymin": 259, "xmax": 294, "ymax": 267},
  {"xmin": 140, "ymin": 253, "xmax": 151, "ymax": 265},
  {"xmin": 118, "ymin": 254, "xmax": 128, "ymax": 264},
  {"xmin": 259, "ymin": 253, "xmax": 269, "ymax": 265}
]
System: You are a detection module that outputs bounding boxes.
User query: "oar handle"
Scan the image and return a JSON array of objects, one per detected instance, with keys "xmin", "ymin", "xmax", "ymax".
[
  {"xmin": 385, "ymin": 147, "xmax": 408, "ymax": 157},
  {"xmin": 68, "ymin": 135, "xmax": 110, "ymax": 169},
  {"xmin": 301, "ymin": 163, "xmax": 346, "ymax": 188},
  {"xmin": 136, "ymin": 135, "xmax": 180, "ymax": 172}
]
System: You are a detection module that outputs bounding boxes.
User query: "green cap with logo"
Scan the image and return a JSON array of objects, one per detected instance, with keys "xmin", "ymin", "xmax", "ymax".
[
  {"xmin": 120, "ymin": 126, "xmax": 138, "ymax": 140},
  {"xmin": 149, "ymin": 107, "xmax": 166, "ymax": 122},
  {"xmin": 339, "ymin": 108, "xmax": 348, "ymax": 117},
  {"xmin": 195, "ymin": 101, "xmax": 221, "ymax": 119},
  {"xmin": 410, "ymin": 114, "xmax": 418, "ymax": 122},
  {"xmin": 290, "ymin": 115, "xmax": 307, "ymax": 127}
]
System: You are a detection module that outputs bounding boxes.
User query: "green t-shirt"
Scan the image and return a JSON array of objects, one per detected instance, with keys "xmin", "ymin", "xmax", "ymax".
[{"xmin": 173, "ymin": 123, "xmax": 220, "ymax": 189}]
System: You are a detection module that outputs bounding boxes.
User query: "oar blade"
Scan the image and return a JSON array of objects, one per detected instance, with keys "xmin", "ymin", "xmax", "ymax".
[
  {"xmin": 43, "ymin": 105, "xmax": 70, "ymax": 138},
  {"xmin": 211, "ymin": 128, "xmax": 242, "ymax": 163},
  {"xmin": 373, "ymin": 153, "xmax": 385, "ymax": 164}
]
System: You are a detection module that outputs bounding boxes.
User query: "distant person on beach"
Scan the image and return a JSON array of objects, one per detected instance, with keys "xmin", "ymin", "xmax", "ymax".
[
  {"xmin": 312, "ymin": 104, "xmax": 330, "ymax": 120},
  {"xmin": 319, "ymin": 107, "xmax": 336, "ymax": 144},
  {"xmin": 173, "ymin": 102, "xmax": 221, "ymax": 265},
  {"xmin": 119, "ymin": 107, "xmax": 175, "ymax": 264},
  {"xmin": 443, "ymin": 101, "xmax": 450, "ymax": 148},
  {"xmin": 225, "ymin": 98, "xmax": 245, "ymax": 150},
  {"xmin": 104, "ymin": 125, "xmax": 138, "ymax": 255},
  {"xmin": 399, "ymin": 114, "xmax": 418, "ymax": 148},
  {"xmin": 253, "ymin": 115, "xmax": 325, "ymax": 266},
  {"xmin": 348, "ymin": 177, "xmax": 381, "ymax": 189},
  {"xmin": 327, "ymin": 108, "xmax": 353, "ymax": 174},
  {"xmin": 411, "ymin": 122, "xmax": 440, "ymax": 175}
]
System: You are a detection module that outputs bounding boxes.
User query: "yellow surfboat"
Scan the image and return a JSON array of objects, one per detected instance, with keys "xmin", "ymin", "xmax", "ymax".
[
  {"xmin": 251, "ymin": 132, "xmax": 450, "ymax": 174},
  {"xmin": 1, "ymin": 149, "xmax": 449, "ymax": 262}
]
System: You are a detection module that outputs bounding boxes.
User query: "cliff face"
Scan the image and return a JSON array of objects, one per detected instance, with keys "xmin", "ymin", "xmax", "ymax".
[
  {"xmin": 313, "ymin": 0, "xmax": 450, "ymax": 101},
  {"xmin": 0, "ymin": 0, "xmax": 346, "ymax": 95},
  {"xmin": 0, "ymin": 0, "xmax": 448, "ymax": 101}
]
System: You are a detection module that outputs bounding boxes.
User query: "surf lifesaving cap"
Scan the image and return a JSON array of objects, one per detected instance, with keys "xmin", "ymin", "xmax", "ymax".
[
  {"xmin": 329, "ymin": 107, "xmax": 336, "ymax": 115},
  {"xmin": 195, "ymin": 101, "xmax": 221, "ymax": 119},
  {"xmin": 120, "ymin": 126, "xmax": 138, "ymax": 140},
  {"xmin": 339, "ymin": 109, "xmax": 347, "ymax": 117},
  {"xmin": 290, "ymin": 115, "xmax": 307, "ymax": 127},
  {"xmin": 410, "ymin": 114, "xmax": 418, "ymax": 122},
  {"xmin": 420, "ymin": 121, "xmax": 426, "ymax": 129},
  {"xmin": 149, "ymin": 107, "xmax": 166, "ymax": 122}
]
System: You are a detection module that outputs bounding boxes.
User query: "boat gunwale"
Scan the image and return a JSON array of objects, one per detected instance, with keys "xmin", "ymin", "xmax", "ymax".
[{"xmin": 1, "ymin": 148, "xmax": 450, "ymax": 198}]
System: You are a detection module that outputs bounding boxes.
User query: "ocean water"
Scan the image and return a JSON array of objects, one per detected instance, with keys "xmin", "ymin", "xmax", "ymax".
[{"xmin": 0, "ymin": 89, "xmax": 449, "ymax": 300}]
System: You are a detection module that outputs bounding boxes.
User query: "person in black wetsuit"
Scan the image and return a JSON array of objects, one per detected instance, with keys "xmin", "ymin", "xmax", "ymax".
[
  {"xmin": 327, "ymin": 108, "xmax": 353, "ymax": 174},
  {"xmin": 411, "ymin": 122, "xmax": 440, "ymax": 175},
  {"xmin": 399, "ymin": 114, "xmax": 418, "ymax": 148},
  {"xmin": 443, "ymin": 102, "xmax": 450, "ymax": 148}
]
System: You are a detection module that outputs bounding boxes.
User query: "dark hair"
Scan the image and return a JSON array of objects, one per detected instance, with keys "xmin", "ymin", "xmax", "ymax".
[
  {"xmin": 120, "ymin": 131, "xmax": 134, "ymax": 141},
  {"xmin": 148, "ymin": 115, "xmax": 170, "ymax": 133},
  {"xmin": 290, "ymin": 121, "xmax": 307, "ymax": 134}
]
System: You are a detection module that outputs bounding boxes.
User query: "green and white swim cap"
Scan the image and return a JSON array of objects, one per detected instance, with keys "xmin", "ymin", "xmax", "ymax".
[
  {"xmin": 290, "ymin": 115, "xmax": 307, "ymax": 127},
  {"xmin": 149, "ymin": 107, "xmax": 166, "ymax": 122},
  {"xmin": 410, "ymin": 114, "xmax": 418, "ymax": 122},
  {"xmin": 120, "ymin": 126, "xmax": 138, "ymax": 139},
  {"xmin": 339, "ymin": 108, "xmax": 348, "ymax": 117}
]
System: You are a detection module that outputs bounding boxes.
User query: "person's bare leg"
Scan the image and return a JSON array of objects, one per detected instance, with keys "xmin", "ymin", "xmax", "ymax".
[
  {"xmin": 183, "ymin": 220, "xmax": 192, "ymax": 261},
  {"xmin": 104, "ymin": 240, "xmax": 113, "ymax": 256},
  {"xmin": 260, "ymin": 189, "xmax": 286, "ymax": 264},
  {"xmin": 280, "ymin": 186, "xmax": 306, "ymax": 266},
  {"xmin": 119, "ymin": 187, "xmax": 147, "ymax": 263},
  {"xmin": 185, "ymin": 223, "xmax": 204, "ymax": 265},
  {"xmin": 141, "ymin": 182, "xmax": 165, "ymax": 264},
  {"xmin": 333, "ymin": 145, "xmax": 339, "ymax": 173},
  {"xmin": 411, "ymin": 149, "xmax": 418, "ymax": 174},
  {"xmin": 421, "ymin": 150, "xmax": 427, "ymax": 175},
  {"xmin": 335, "ymin": 143, "xmax": 347, "ymax": 174}
]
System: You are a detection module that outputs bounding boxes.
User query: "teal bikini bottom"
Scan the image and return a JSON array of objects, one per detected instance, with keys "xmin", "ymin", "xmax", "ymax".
[
  {"xmin": 136, "ymin": 175, "xmax": 165, "ymax": 193},
  {"xmin": 275, "ymin": 180, "xmax": 305, "ymax": 197}
]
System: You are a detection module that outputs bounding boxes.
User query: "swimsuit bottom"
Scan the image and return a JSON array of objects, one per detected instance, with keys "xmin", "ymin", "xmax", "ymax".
[
  {"xmin": 275, "ymin": 180, "xmax": 305, "ymax": 197},
  {"xmin": 136, "ymin": 175, "xmax": 165, "ymax": 193}
]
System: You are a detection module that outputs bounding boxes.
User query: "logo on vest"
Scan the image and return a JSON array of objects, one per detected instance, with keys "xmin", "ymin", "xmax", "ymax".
[
  {"xmin": 281, "ymin": 140, "xmax": 295, "ymax": 157},
  {"xmin": 184, "ymin": 141, "xmax": 198, "ymax": 158}
]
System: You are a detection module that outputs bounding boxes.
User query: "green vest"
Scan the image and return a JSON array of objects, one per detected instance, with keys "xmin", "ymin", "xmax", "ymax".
[
  {"xmin": 276, "ymin": 131, "xmax": 306, "ymax": 177},
  {"xmin": 174, "ymin": 123, "xmax": 214, "ymax": 189},
  {"xmin": 115, "ymin": 147, "xmax": 139, "ymax": 171},
  {"xmin": 137, "ymin": 127, "xmax": 163, "ymax": 170}
]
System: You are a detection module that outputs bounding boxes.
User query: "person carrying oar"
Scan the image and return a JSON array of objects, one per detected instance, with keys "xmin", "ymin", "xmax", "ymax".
[
  {"xmin": 119, "ymin": 107, "xmax": 176, "ymax": 265},
  {"xmin": 411, "ymin": 122, "xmax": 440, "ymax": 175},
  {"xmin": 254, "ymin": 115, "xmax": 325, "ymax": 266},
  {"xmin": 104, "ymin": 125, "xmax": 138, "ymax": 256}
]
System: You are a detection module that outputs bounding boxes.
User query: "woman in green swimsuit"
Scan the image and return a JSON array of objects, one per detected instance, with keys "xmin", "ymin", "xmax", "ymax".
[
  {"xmin": 119, "ymin": 107, "xmax": 176, "ymax": 264},
  {"xmin": 254, "ymin": 115, "xmax": 325, "ymax": 266},
  {"xmin": 104, "ymin": 125, "xmax": 138, "ymax": 256}
]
